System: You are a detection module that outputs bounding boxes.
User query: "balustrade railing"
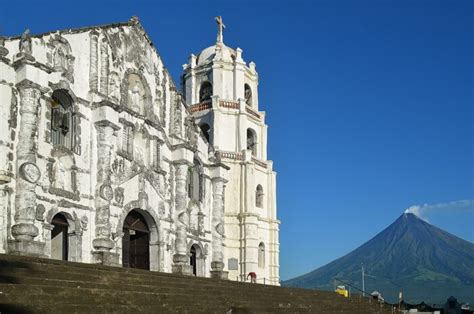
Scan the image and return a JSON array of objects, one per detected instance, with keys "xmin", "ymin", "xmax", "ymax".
[
  {"xmin": 216, "ymin": 150, "xmax": 244, "ymax": 161},
  {"xmin": 189, "ymin": 100, "xmax": 212, "ymax": 113},
  {"xmin": 219, "ymin": 100, "xmax": 240, "ymax": 109}
]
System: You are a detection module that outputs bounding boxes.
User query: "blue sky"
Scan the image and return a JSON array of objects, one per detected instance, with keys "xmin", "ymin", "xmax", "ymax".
[{"xmin": 2, "ymin": 0, "xmax": 472, "ymax": 280}]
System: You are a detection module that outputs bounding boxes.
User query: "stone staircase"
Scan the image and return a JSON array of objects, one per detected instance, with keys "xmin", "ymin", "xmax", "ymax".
[{"xmin": 0, "ymin": 254, "xmax": 390, "ymax": 313}]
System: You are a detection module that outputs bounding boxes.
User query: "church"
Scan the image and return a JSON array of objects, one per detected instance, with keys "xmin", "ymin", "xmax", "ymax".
[{"xmin": 0, "ymin": 16, "xmax": 279, "ymax": 285}]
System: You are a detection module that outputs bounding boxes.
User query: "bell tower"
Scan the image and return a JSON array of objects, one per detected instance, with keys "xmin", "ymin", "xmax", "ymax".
[{"xmin": 182, "ymin": 17, "xmax": 280, "ymax": 285}]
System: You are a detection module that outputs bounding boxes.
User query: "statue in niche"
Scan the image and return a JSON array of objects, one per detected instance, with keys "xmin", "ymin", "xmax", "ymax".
[
  {"xmin": 19, "ymin": 29, "xmax": 32, "ymax": 55},
  {"xmin": 109, "ymin": 73, "xmax": 120, "ymax": 101},
  {"xmin": 53, "ymin": 160, "xmax": 67, "ymax": 190},
  {"xmin": 185, "ymin": 116, "xmax": 198, "ymax": 147},
  {"xmin": 130, "ymin": 83, "xmax": 141, "ymax": 111},
  {"xmin": 188, "ymin": 206, "xmax": 198, "ymax": 230},
  {"xmin": 198, "ymin": 212, "xmax": 205, "ymax": 232},
  {"xmin": 53, "ymin": 46, "xmax": 67, "ymax": 70}
]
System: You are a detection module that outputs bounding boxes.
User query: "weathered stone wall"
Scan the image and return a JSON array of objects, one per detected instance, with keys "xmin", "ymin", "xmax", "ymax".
[{"xmin": 0, "ymin": 18, "xmax": 228, "ymax": 277}]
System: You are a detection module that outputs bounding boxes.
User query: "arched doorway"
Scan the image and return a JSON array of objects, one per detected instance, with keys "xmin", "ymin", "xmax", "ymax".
[
  {"xmin": 190, "ymin": 245, "xmax": 197, "ymax": 275},
  {"xmin": 189, "ymin": 243, "xmax": 204, "ymax": 276},
  {"xmin": 51, "ymin": 213, "xmax": 69, "ymax": 261},
  {"xmin": 122, "ymin": 210, "xmax": 150, "ymax": 270}
]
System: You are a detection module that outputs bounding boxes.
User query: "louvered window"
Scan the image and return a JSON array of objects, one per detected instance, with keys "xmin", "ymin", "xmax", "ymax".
[
  {"xmin": 51, "ymin": 90, "xmax": 74, "ymax": 151},
  {"xmin": 121, "ymin": 124, "xmax": 133, "ymax": 156}
]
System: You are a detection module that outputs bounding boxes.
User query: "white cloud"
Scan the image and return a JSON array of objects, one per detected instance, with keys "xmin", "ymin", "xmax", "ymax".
[{"xmin": 404, "ymin": 200, "xmax": 474, "ymax": 219}]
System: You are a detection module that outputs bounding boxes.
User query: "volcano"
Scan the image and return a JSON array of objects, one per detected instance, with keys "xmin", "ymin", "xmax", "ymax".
[{"xmin": 283, "ymin": 213, "xmax": 474, "ymax": 305}]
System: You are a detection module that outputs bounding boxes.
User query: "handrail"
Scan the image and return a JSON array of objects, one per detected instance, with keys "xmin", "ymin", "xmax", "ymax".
[{"xmin": 189, "ymin": 100, "xmax": 212, "ymax": 113}]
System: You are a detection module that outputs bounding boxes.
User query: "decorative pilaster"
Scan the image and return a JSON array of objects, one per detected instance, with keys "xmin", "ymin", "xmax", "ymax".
[
  {"xmin": 91, "ymin": 121, "xmax": 118, "ymax": 265},
  {"xmin": 172, "ymin": 162, "xmax": 192, "ymax": 275},
  {"xmin": 99, "ymin": 38, "xmax": 109, "ymax": 95},
  {"xmin": 89, "ymin": 31, "xmax": 99, "ymax": 92},
  {"xmin": 210, "ymin": 178, "xmax": 228, "ymax": 279},
  {"xmin": 8, "ymin": 82, "xmax": 45, "ymax": 256}
]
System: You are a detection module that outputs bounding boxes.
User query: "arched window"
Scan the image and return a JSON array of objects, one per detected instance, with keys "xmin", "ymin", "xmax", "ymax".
[
  {"xmin": 256, "ymin": 185, "xmax": 264, "ymax": 208},
  {"xmin": 199, "ymin": 81, "xmax": 212, "ymax": 102},
  {"xmin": 51, "ymin": 90, "xmax": 74, "ymax": 150},
  {"xmin": 244, "ymin": 84, "xmax": 252, "ymax": 107},
  {"xmin": 199, "ymin": 123, "xmax": 211, "ymax": 142},
  {"xmin": 247, "ymin": 128, "xmax": 257, "ymax": 156},
  {"xmin": 258, "ymin": 242, "xmax": 265, "ymax": 268},
  {"xmin": 188, "ymin": 159, "xmax": 203, "ymax": 201}
]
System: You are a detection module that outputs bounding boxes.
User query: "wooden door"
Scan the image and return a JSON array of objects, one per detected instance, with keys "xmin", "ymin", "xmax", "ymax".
[{"xmin": 122, "ymin": 210, "xmax": 150, "ymax": 270}]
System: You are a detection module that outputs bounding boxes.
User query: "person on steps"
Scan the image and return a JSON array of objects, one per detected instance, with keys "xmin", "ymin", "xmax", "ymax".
[{"xmin": 247, "ymin": 272, "xmax": 257, "ymax": 283}]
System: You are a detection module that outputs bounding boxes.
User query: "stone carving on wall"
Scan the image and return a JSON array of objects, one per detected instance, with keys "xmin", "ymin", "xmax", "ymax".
[
  {"xmin": 20, "ymin": 162, "xmax": 41, "ymax": 183},
  {"xmin": 161, "ymin": 75, "xmax": 168, "ymax": 127},
  {"xmin": 89, "ymin": 31, "xmax": 99, "ymax": 92},
  {"xmin": 100, "ymin": 184, "xmax": 113, "ymax": 201},
  {"xmin": 171, "ymin": 91, "xmax": 182, "ymax": 136},
  {"xmin": 9, "ymin": 92, "xmax": 18, "ymax": 129},
  {"xmin": 120, "ymin": 70, "xmax": 152, "ymax": 115},
  {"xmin": 198, "ymin": 212, "xmax": 205, "ymax": 232},
  {"xmin": 108, "ymin": 72, "xmax": 120, "ymax": 101},
  {"xmin": 35, "ymin": 204, "xmax": 45, "ymax": 221},
  {"xmin": 47, "ymin": 35, "xmax": 75, "ymax": 82},
  {"xmin": 100, "ymin": 38, "xmax": 109, "ymax": 94},
  {"xmin": 81, "ymin": 215, "xmax": 88, "ymax": 231},
  {"xmin": 0, "ymin": 36, "xmax": 8, "ymax": 57},
  {"xmin": 216, "ymin": 222, "xmax": 225, "ymax": 237},
  {"xmin": 114, "ymin": 187, "xmax": 124, "ymax": 206},
  {"xmin": 50, "ymin": 153, "xmax": 76, "ymax": 195},
  {"xmin": 159, "ymin": 202, "xmax": 165, "ymax": 216},
  {"xmin": 111, "ymin": 158, "xmax": 125, "ymax": 176},
  {"xmin": 185, "ymin": 116, "xmax": 198, "ymax": 148},
  {"xmin": 19, "ymin": 29, "xmax": 32, "ymax": 55}
]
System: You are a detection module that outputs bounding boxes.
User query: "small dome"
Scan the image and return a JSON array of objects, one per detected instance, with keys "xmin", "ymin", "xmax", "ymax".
[{"xmin": 197, "ymin": 44, "xmax": 235, "ymax": 66}]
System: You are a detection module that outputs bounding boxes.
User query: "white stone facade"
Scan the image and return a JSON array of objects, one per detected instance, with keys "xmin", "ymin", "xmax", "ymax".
[
  {"xmin": 182, "ymin": 17, "xmax": 280, "ymax": 285},
  {"xmin": 0, "ymin": 16, "xmax": 279, "ymax": 284}
]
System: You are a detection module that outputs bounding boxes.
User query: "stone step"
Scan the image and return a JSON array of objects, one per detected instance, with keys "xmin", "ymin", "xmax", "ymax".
[{"xmin": 0, "ymin": 254, "xmax": 391, "ymax": 313}]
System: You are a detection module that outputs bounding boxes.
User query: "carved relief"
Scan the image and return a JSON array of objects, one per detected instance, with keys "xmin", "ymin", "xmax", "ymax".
[
  {"xmin": 48, "ymin": 35, "xmax": 75, "ymax": 82},
  {"xmin": 35, "ymin": 204, "xmax": 45, "ymax": 221},
  {"xmin": 50, "ymin": 152, "xmax": 76, "ymax": 194},
  {"xmin": 120, "ymin": 70, "xmax": 152, "ymax": 115},
  {"xmin": 81, "ymin": 215, "xmax": 88, "ymax": 231},
  {"xmin": 114, "ymin": 187, "xmax": 124, "ymax": 206},
  {"xmin": 100, "ymin": 184, "xmax": 113, "ymax": 201},
  {"xmin": 108, "ymin": 72, "xmax": 120, "ymax": 101},
  {"xmin": 20, "ymin": 162, "xmax": 41, "ymax": 183},
  {"xmin": 100, "ymin": 38, "xmax": 109, "ymax": 94}
]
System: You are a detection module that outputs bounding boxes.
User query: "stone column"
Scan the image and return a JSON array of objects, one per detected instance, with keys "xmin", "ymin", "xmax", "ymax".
[
  {"xmin": 0, "ymin": 187, "xmax": 9, "ymax": 252},
  {"xmin": 91, "ymin": 121, "xmax": 118, "ymax": 265},
  {"xmin": 8, "ymin": 82, "xmax": 45, "ymax": 256},
  {"xmin": 210, "ymin": 178, "xmax": 228, "ymax": 279},
  {"xmin": 89, "ymin": 30, "xmax": 99, "ymax": 92},
  {"xmin": 172, "ymin": 162, "xmax": 192, "ymax": 275},
  {"xmin": 99, "ymin": 38, "xmax": 109, "ymax": 95}
]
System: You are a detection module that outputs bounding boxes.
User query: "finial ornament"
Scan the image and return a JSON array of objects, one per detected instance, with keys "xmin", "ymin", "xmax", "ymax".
[
  {"xmin": 19, "ymin": 29, "xmax": 32, "ymax": 55},
  {"xmin": 215, "ymin": 16, "xmax": 225, "ymax": 44}
]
